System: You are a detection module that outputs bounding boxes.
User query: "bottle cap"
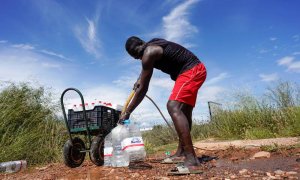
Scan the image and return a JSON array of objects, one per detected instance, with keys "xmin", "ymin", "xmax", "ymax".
[
  {"xmin": 123, "ymin": 119, "xmax": 130, "ymax": 125},
  {"xmin": 165, "ymin": 151, "xmax": 171, "ymax": 156}
]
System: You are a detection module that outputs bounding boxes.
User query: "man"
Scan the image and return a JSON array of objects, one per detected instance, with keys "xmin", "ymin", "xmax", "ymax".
[{"xmin": 120, "ymin": 36, "xmax": 207, "ymax": 170}]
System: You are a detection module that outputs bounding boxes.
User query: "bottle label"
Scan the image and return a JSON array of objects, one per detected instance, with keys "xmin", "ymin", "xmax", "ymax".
[
  {"xmin": 121, "ymin": 137, "xmax": 144, "ymax": 150},
  {"xmin": 104, "ymin": 147, "xmax": 113, "ymax": 156}
]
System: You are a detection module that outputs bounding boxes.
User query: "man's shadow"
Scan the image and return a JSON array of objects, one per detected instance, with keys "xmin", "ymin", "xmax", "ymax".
[{"xmin": 198, "ymin": 155, "xmax": 218, "ymax": 163}]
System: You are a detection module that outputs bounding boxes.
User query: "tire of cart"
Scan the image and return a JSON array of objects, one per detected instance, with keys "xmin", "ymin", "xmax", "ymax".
[
  {"xmin": 63, "ymin": 137, "xmax": 86, "ymax": 168},
  {"xmin": 90, "ymin": 135, "xmax": 105, "ymax": 166}
]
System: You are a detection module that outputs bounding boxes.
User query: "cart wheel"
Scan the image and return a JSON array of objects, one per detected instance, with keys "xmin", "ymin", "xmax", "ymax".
[
  {"xmin": 63, "ymin": 137, "xmax": 86, "ymax": 168},
  {"xmin": 90, "ymin": 135, "xmax": 105, "ymax": 166}
]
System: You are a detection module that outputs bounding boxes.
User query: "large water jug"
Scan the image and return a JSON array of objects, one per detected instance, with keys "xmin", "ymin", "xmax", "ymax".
[
  {"xmin": 111, "ymin": 124, "xmax": 129, "ymax": 167},
  {"xmin": 0, "ymin": 160, "xmax": 27, "ymax": 173},
  {"xmin": 103, "ymin": 132, "xmax": 113, "ymax": 166},
  {"xmin": 123, "ymin": 120, "xmax": 146, "ymax": 162}
]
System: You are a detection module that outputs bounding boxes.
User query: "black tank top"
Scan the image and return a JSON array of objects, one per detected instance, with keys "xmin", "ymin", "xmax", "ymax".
[{"xmin": 146, "ymin": 38, "xmax": 201, "ymax": 81}]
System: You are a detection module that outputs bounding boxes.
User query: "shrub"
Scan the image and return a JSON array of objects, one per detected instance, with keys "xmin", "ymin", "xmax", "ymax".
[{"xmin": 0, "ymin": 82, "xmax": 67, "ymax": 165}]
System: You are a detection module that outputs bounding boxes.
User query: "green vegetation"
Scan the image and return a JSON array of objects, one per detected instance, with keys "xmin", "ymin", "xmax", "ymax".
[
  {"xmin": 143, "ymin": 81, "xmax": 300, "ymax": 153},
  {"xmin": 0, "ymin": 81, "xmax": 299, "ymax": 163},
  {"xmin": 261, "ymin": 143, "xmax": 300, "ymax": 152},
  {"xmin": 205, "ymin": 81, "xmax": 300, "ymax": 139},
  {"xmin": 260, "ymin": 144, "xmax": 280, "ymax": 152},
  {"xmin": 0, "ymin": 83, "xmax": 67, "ymax": 165}
]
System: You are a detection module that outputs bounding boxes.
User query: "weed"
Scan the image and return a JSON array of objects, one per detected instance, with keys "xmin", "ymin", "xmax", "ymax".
[{"xmin": 0, "ymin": 82, "xmax": 67, "ymax": 165}]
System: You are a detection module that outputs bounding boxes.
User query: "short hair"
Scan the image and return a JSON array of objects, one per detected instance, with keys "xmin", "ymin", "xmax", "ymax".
[{"xmin": 125, "ymin": 36, "xmax": 144, "ymax": 55}]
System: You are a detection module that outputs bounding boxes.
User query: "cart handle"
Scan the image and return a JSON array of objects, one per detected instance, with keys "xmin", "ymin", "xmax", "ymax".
[{"xmin": 60, "ymin": 88, "xmax": 92, "ymax": 146}]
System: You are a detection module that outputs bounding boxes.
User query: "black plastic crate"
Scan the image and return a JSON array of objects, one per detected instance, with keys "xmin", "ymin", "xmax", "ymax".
[{"xmin": 67, "ymin": 105, "xmax": 120, "ymax": 134}]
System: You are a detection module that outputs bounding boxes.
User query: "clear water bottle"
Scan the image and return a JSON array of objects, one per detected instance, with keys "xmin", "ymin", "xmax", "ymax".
[
  {"xmin": 123, "ymin": 120, "xmax": 146, "ymax": 162},
  {"xmin": 104, "ymin": 132, "xmax": 113, "ymax": 166},
  {"xmin": 111, "ymin": 144, "xmax": 129, "ymax": 167},
  {"xmin": 0, "ymin": 160, "xmax": 27, "ymax": 173},
  {"xmin": 111, "ymin": 125, "xmax": 129, "ymax": 167},
  {"xmin": 72, "ymin": 105, "xmax": 78, "ymax": 111}
]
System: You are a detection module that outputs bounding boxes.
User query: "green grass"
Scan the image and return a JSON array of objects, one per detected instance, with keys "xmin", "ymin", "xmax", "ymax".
[
  {"xmin": 143, "ymin": 81, "xmax": 300, "ymax": 150},
  {"xmin": 0, "ymin": 82, "xmax": 67, "ymax": 165},
  {"xmin": 260, "ymin": 144, "xmax": 280, "ymax": 152},
  {"xmin": 260, "ymin": 143, "xmax": 300, "ymax": 152},
  {"xmin": 1, "ymin": 80, "xmax": 299, "ymax": 165}
]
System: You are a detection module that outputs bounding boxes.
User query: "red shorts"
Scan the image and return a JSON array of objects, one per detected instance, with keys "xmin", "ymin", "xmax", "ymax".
[{"xmin": 169, "ymin": 63, "xmax": 207, "ymax": 107}]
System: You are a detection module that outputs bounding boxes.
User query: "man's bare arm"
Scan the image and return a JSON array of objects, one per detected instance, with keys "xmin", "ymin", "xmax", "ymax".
[{"xmin": 125, "ymin": 46, "xmax": 163, "ymax": 115}]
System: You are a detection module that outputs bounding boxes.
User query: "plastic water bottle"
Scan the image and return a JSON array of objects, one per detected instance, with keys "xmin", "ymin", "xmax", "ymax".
[
  {"xmin": 78, "ymin": 104, "xmax": 83, "ymax": 111},
  {"xmin": 84, "ymin": 103, "xmax": 90, "ymax": 110},
  {"xmin": 111, "ymin": 125, "xmax": 129, "ymax": 167},
  {"xmin": 72, "ymin": 105, "xmax": 78, "ymax": 111},
  {"xmin": 0, "ymin": 160, "xmax": 27, "ymax": 173},
  {"xmin": 91, "ymin": 103, "xmax": 95, "ymax": 110},
  {"xmin": 104, "ymin": 132, "xmax": 113, "ymax": 166},
  {"xmin": 123, "ymin": 120, "xmax": 146, "ymax": 162}
]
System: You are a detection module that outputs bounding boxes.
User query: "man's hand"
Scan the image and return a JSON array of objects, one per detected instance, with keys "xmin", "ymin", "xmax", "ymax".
[{"xmin": 118, "ymin": 111, "xmax": 131, "ymax": 124}]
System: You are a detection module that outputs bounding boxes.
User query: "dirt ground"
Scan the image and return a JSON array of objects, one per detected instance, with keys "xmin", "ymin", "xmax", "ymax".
[{"xmin": 1, "ymin": 137, "xmax": 300, "ymax": 180}]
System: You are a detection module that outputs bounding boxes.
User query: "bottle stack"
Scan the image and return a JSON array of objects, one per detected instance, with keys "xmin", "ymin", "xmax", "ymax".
[{"xmin": 104, "ymin": 120, "xmax": 147, "ymax": 167}]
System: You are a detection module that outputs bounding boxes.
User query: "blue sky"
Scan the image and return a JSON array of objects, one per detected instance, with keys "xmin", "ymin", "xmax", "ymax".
[{"xmin": 0, "ymin": 0, "xmax": 299, "ymax": 127}]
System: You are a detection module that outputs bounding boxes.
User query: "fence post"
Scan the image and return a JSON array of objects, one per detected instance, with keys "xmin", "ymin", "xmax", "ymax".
[{"xmin": 207, "ymin": 101, "xmax": 222, "ymax": 121}]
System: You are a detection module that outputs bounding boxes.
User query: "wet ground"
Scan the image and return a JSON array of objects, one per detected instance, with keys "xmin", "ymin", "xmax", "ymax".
[{"xmin": 1, "ymin": 139, "xmax": 300, "ymax": 179}]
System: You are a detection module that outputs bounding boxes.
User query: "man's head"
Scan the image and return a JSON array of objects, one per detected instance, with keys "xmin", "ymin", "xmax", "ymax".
[{"xmin": 125, "ymin": 36, "xmax": 145, "ymax": 59}]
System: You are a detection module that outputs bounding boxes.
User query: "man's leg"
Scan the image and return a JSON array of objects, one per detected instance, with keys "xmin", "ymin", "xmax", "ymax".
[
  {"xmin": 167, "ymin": 100, "xmax": 199, "ymax": 166},
  {"xmin": 172, "ymin": 104, "xmax": 193, "ymax": 157}
]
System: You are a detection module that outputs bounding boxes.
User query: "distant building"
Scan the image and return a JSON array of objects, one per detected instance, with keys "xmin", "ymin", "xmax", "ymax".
[{"xmin": 140, "ymin": 127, "xmax": 153, "ymax": 132}]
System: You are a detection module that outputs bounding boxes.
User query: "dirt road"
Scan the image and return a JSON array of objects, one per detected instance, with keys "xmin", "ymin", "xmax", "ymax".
[{"xmin": 1, "ymin": 137, "xmax": 300, "ymax": 179}]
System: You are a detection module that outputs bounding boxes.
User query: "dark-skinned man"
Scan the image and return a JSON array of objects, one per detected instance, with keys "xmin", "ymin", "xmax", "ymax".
[{"xmin": 119, "ymin": 36, "xmax": 207, "ymax": 172}]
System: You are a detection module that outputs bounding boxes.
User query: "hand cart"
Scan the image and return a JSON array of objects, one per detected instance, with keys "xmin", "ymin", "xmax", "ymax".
[{"xmin": 60, "ymin": 88, "xmax": 120, "ymax": 168}]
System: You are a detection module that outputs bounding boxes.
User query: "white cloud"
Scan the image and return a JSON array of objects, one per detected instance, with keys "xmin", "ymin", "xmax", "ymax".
[
  {"xmin": 0, "ymin": 40, "xmax": 7, "ymax": 43},
  {"xmin": 41, "ymin": 62, "xmax": 62, "ymax": 69},
  {"xmin": 198, "ymin": 85, "xmax": 225, "ymax": 103},
  {"xmin": 0, "ymin": 45, "xmax": 69, "ymax": 90},
  {"xmin": 74, "ymin": 16, "xmax": 101, "ymax": 59},
  {"xmin": 113, "ymin": 75, "xmax": 136, "ymax": 88},
  {"xmin": 150, "ymin": 77, "xmax": 174, "ymax": 90},
  {"xmin": 277, "ymin": 56, "xmax": 294, "ymax": 66},
  {"xmin": 293, "ymin": 52, "xmax": 300, "ymax": 55},
  {"xmin": 205, "ymin": 72, "xmax": 229, "ymax": 86},
  {"xmin": 259, "ymin": 73, "xmax": 279, "ymax": 82},
  {"xmin": 11, "ymin": 43, "xmax": 35, "ymax": 50},
  {"xmin": 293, "ymin": 35, "xmax": 299, "ymax": 42},
  {"xmin": 270, "ymin": 37, "xmax": 277, "ymax": 41},
  {"xmin": 8, "ymin": 43, "xmax": 72, "ymax": 62},
  {"xmin": 87, "ymin": 19, "xmax": 96, "ymax": 40},
  {"xmin": 277, "ymin": 56, "xmax": 300, "ymax": 73},
  {"xmin": 288, "ymin": 61, "xmax": 300, "ymax": 72},
  {"xmin": 162, "ymin": 0, "xmax": 199, "ymax": 44},
  {"xmin": 259, "ymin": 49, "xmax": 269, "ymax": 54},
  {"xmin": 40, "ymin": 49, "xmax": 72, "ymax": 61}
]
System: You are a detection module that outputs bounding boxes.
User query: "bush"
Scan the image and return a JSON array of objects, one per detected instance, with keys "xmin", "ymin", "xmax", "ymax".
[
  {"xmin": 203, "ymin": 81, "xmax": 300, "ymax": 139},
  {"xmin": 0, "ymin": 82, "xmax": 67, "ymax": 165},
  {"xmin": 142, "ymin": 81, "xmax": 300, "ymax": 149},
  {"xmin": 142, "ymin": 125, "xmax": 177, "ymax": 147}
]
